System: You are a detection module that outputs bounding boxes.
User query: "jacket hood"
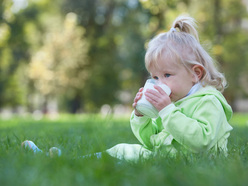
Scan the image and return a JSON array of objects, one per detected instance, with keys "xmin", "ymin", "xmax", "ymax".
[{"xmin": 176, "ymin": 86, "xmax": 233, "ymax": 121}]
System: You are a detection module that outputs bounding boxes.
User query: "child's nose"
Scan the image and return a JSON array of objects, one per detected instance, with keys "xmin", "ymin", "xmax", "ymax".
[{"xmin": 158, "ymin": 79, "xmax": 167, "ymax": 85}]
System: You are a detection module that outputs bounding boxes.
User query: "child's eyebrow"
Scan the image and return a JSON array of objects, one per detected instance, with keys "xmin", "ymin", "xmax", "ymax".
[{"xmin": 161, "ymin": 68, "xmax": 174, "ymax": 73}]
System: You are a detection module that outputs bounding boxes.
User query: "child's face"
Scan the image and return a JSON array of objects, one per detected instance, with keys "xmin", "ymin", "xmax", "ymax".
[{"xmin": 149, "ymin": 55, "xmax": 196, "ymax": 102}]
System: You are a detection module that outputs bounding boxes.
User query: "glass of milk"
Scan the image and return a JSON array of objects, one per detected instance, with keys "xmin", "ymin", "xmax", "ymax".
[{"xmin": 136, "ymin": 79, "xmax": 171, "ymax": 118}]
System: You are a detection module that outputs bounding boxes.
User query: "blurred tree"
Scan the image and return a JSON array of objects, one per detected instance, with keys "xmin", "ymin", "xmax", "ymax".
[
  {"xmin": 0, "ymin": 0, "xmax": 28, "ymax": 108},
  {"xmin": 219, "ymin": 0, "xmax": 248, "ymax": 107},
  {"xmin": 28, "ymin": 12, "xmax": 89, "ymax": 113},
  {"xmin": 60, "ymin": 0, "xmax": 139, "ymax": 111},
  {"xmin": 0, "ymin": 0, "xmax": 247, "ymax": 113},
  {"xmin": 189, "ymin": 0, "xmax": 248, "ymax": 108},
  {"xmin": 60, "ymin": 0, "xmax": 190, "ymax": 112},
  {"xmin": 0, "ymin": 0, "xmax": 65, "ymax": 111}
]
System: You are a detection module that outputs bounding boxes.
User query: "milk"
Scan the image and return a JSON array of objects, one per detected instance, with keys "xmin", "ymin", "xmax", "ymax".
[{"xmin": 136, "ymin": 79, "xmax": 171, "ymax": 118}]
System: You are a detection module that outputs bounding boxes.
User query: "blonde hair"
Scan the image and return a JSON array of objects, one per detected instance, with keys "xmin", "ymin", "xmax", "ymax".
[{"xmin": 145, "ymin": 15, "xmax": 226, "ymax": 92}]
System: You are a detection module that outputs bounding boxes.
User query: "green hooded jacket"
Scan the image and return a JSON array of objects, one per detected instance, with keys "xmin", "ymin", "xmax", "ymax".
[{"xmin": 130, "ymin": 86, "xmax": 233, "ymax": 154}]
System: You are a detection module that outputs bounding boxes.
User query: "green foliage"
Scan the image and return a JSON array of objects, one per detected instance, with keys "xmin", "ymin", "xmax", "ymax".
[
  {"xmin": 0, "ymin": 0, "xmax": 248, "ymax": 112},
  {"xmin": 27, "ymin": 12, "xmax": 89, "ymax": 113},
  {"xmin": 0, "ymin": 113, "xmax": 248, "ymax": 185}
]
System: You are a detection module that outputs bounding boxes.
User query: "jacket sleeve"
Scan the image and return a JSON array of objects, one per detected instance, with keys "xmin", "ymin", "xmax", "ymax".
[
  {"xmin": 159, "ymin": 95, "xmax": 228, "ymax": 153},
  {"xmin": 130, "ymin": 111, "xmax": 161, "ymax": 149}
]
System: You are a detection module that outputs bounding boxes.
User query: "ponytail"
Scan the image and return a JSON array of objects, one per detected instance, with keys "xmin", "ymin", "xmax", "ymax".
[{"xmin": 171, "ymin": 15, "xmax": 199, "ymax": 42}]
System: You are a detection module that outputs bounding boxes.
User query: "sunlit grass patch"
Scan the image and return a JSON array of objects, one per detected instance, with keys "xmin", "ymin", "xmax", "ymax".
[{"xmin": 0, "ymin": 113, "xmax": 248, "ymax": 186}]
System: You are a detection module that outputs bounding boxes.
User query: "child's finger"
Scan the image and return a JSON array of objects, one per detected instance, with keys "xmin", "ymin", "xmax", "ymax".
[
  {"xmin": 145, "ymin": 91, "xmax": 160, "ymax": 102},
  {"xmin": 132, "ymin": 102, "xmax": 136, "ymax": 108},
  {"xmin": 153, "ymin": 85, "xmax": 166, "ymax": 95},
  {"xmin": 133, "ymin": 92, "xmax": 142, "ymax": 103},
  {"xmin": 132, "ymin": 87, "xmax": 144, "ymax": 109},
  {"xmin": 134, "ymin": 92, "xmax": 143, "ymax": 102},
  {"xmin": 145, "ymin": 88, "xmax": 160, "ymax": 99}
]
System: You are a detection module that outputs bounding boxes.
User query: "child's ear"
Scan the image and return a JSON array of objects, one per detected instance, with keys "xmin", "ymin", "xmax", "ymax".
[{"xmin": 192, "ymin": 65, "xmax": 204, "ymax": 83}]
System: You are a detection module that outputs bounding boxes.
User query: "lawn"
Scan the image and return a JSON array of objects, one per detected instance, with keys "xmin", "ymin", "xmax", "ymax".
[{"xmin": 0, "ymin": 113, "xmax": 248, "ymax": 186}]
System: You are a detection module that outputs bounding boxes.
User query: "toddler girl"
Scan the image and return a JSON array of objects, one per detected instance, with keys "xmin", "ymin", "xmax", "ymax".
[
  {"xmin": 105, "ymin": 15, "xmax": 233, "ymax": 161},
  {"xmin": 23, "ymin": 15, "xmax": 233, "ymax": 162}
]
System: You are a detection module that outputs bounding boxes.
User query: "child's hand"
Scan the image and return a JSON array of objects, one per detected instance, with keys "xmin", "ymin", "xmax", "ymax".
[
  {"xmin": 144, "ymin": 85, "xmax": 171, "ymax": 111},
  {"xmin": 132, "ymin": 87, "xmax": 144, "ymax": 117}
]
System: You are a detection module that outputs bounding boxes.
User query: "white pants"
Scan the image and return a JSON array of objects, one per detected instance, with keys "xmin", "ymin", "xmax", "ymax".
[{"xmin": 106, "ymin": 143, "xmax": 153, "ymax": 162}]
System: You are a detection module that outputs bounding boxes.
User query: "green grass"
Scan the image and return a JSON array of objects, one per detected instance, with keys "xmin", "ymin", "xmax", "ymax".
[{"xmin": 0, "ymin": 113, "xmax": 248, "ymax": 186}]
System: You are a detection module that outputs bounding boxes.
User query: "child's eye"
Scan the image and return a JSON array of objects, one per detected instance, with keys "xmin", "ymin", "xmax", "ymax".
[
  {"xmin": 153, "ymin": 76, "xmax": 158, "ymax": 80},
  {"xmin": 164, "ymin": 74, "xmax": 171, "ymax": 78}
]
